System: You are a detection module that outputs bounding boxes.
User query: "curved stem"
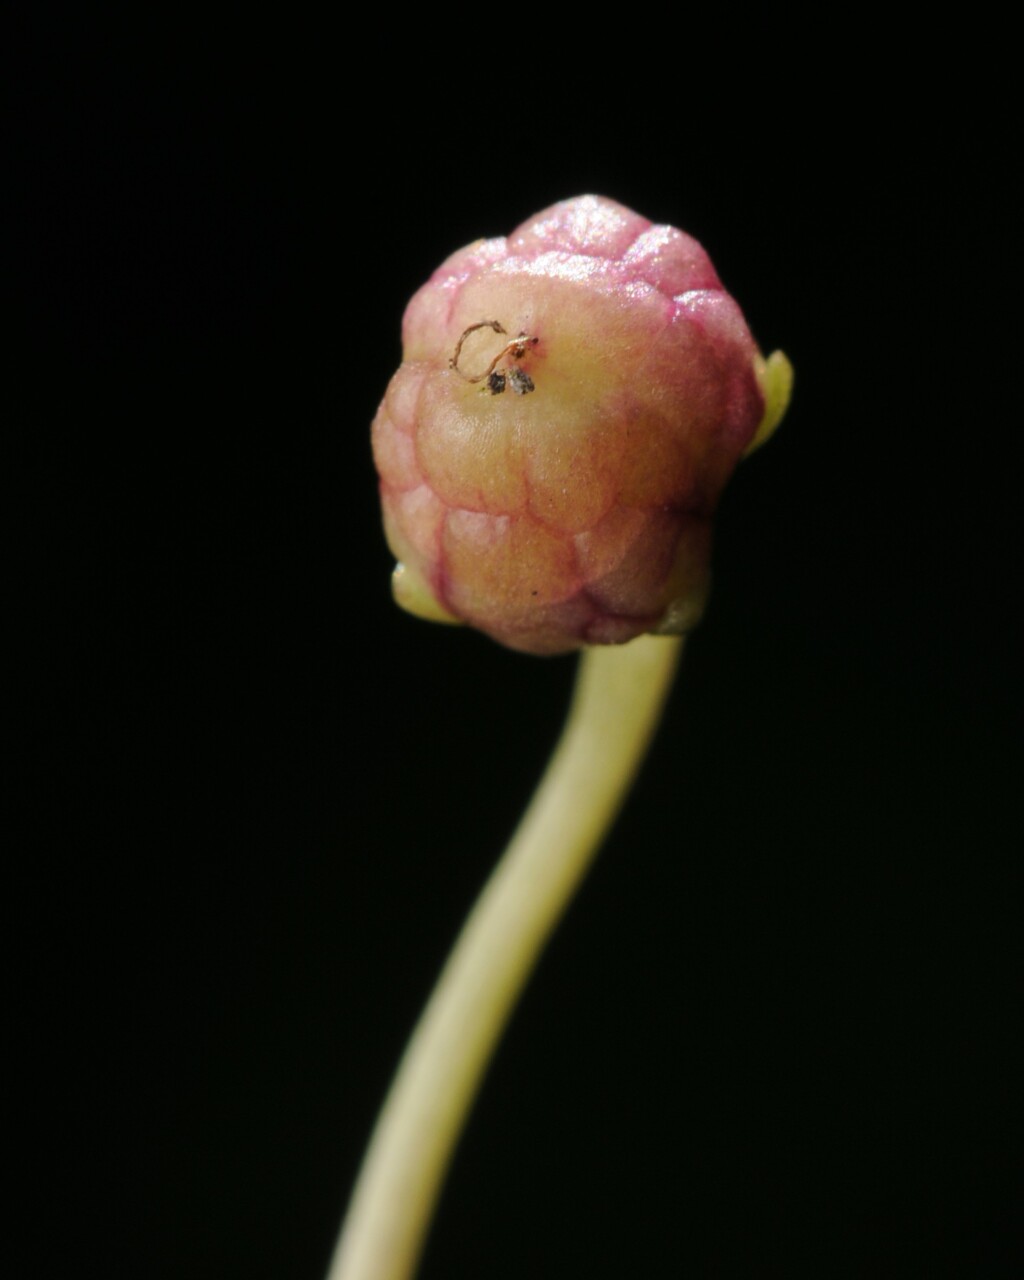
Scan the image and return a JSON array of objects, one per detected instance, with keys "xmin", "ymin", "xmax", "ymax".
[{"xmin": 327, "ymin": 634, "xmax": 684, "ymax": 1280}]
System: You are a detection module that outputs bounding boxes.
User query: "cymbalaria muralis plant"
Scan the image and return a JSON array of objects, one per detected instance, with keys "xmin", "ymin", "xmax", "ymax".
[{"xmin": 328, "ymin": 195, "xmax": 792, "ymax": 1280}]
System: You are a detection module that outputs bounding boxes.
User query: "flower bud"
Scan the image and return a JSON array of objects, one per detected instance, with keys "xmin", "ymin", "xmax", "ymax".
[{"xmin": 371, "ymin": 195, "xmax": 791, "ymax": 655}]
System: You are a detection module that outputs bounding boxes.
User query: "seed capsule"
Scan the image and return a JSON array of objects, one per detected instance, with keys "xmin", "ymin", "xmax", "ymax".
[{"xmin": 371, "ymin": 195, "xmax": 791, "ymax": 655}]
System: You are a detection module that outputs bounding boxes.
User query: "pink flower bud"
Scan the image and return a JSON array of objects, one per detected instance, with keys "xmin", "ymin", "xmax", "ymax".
[{"xmin": 371, "ymin": 195, "xmax": 791, "ymax": 656}]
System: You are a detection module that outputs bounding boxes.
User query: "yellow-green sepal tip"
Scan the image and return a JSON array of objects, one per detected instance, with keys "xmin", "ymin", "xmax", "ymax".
[
  {"xmin": 745, "ymin": 349, "xmax": 794, "ymax": 456},
  {"xmin": 391, "ymin": 562, "xmax": 463, "ymax": 625}
]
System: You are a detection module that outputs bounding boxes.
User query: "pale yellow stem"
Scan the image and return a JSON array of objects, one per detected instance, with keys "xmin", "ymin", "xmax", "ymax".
[{"xmin": 327, "ymin": 634, "xmax": 685, "ymax": 1280}]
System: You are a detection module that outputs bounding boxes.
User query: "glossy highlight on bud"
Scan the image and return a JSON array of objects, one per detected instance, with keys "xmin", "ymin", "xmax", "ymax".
[{"xmin": 371, "ymin": 195, "xmax": 792, "ymax": 655}]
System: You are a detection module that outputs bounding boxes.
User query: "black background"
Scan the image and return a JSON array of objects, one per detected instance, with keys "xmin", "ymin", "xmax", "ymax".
[{"xmin": 9, "ymin": 10, "xmax": 1020, "ymax": 1279}]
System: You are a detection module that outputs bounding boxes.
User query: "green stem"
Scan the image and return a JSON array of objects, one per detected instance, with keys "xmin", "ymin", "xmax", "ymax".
[{"xmin": 327, "ymin": 634, "xmax": 684, "ymax": 1280}]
